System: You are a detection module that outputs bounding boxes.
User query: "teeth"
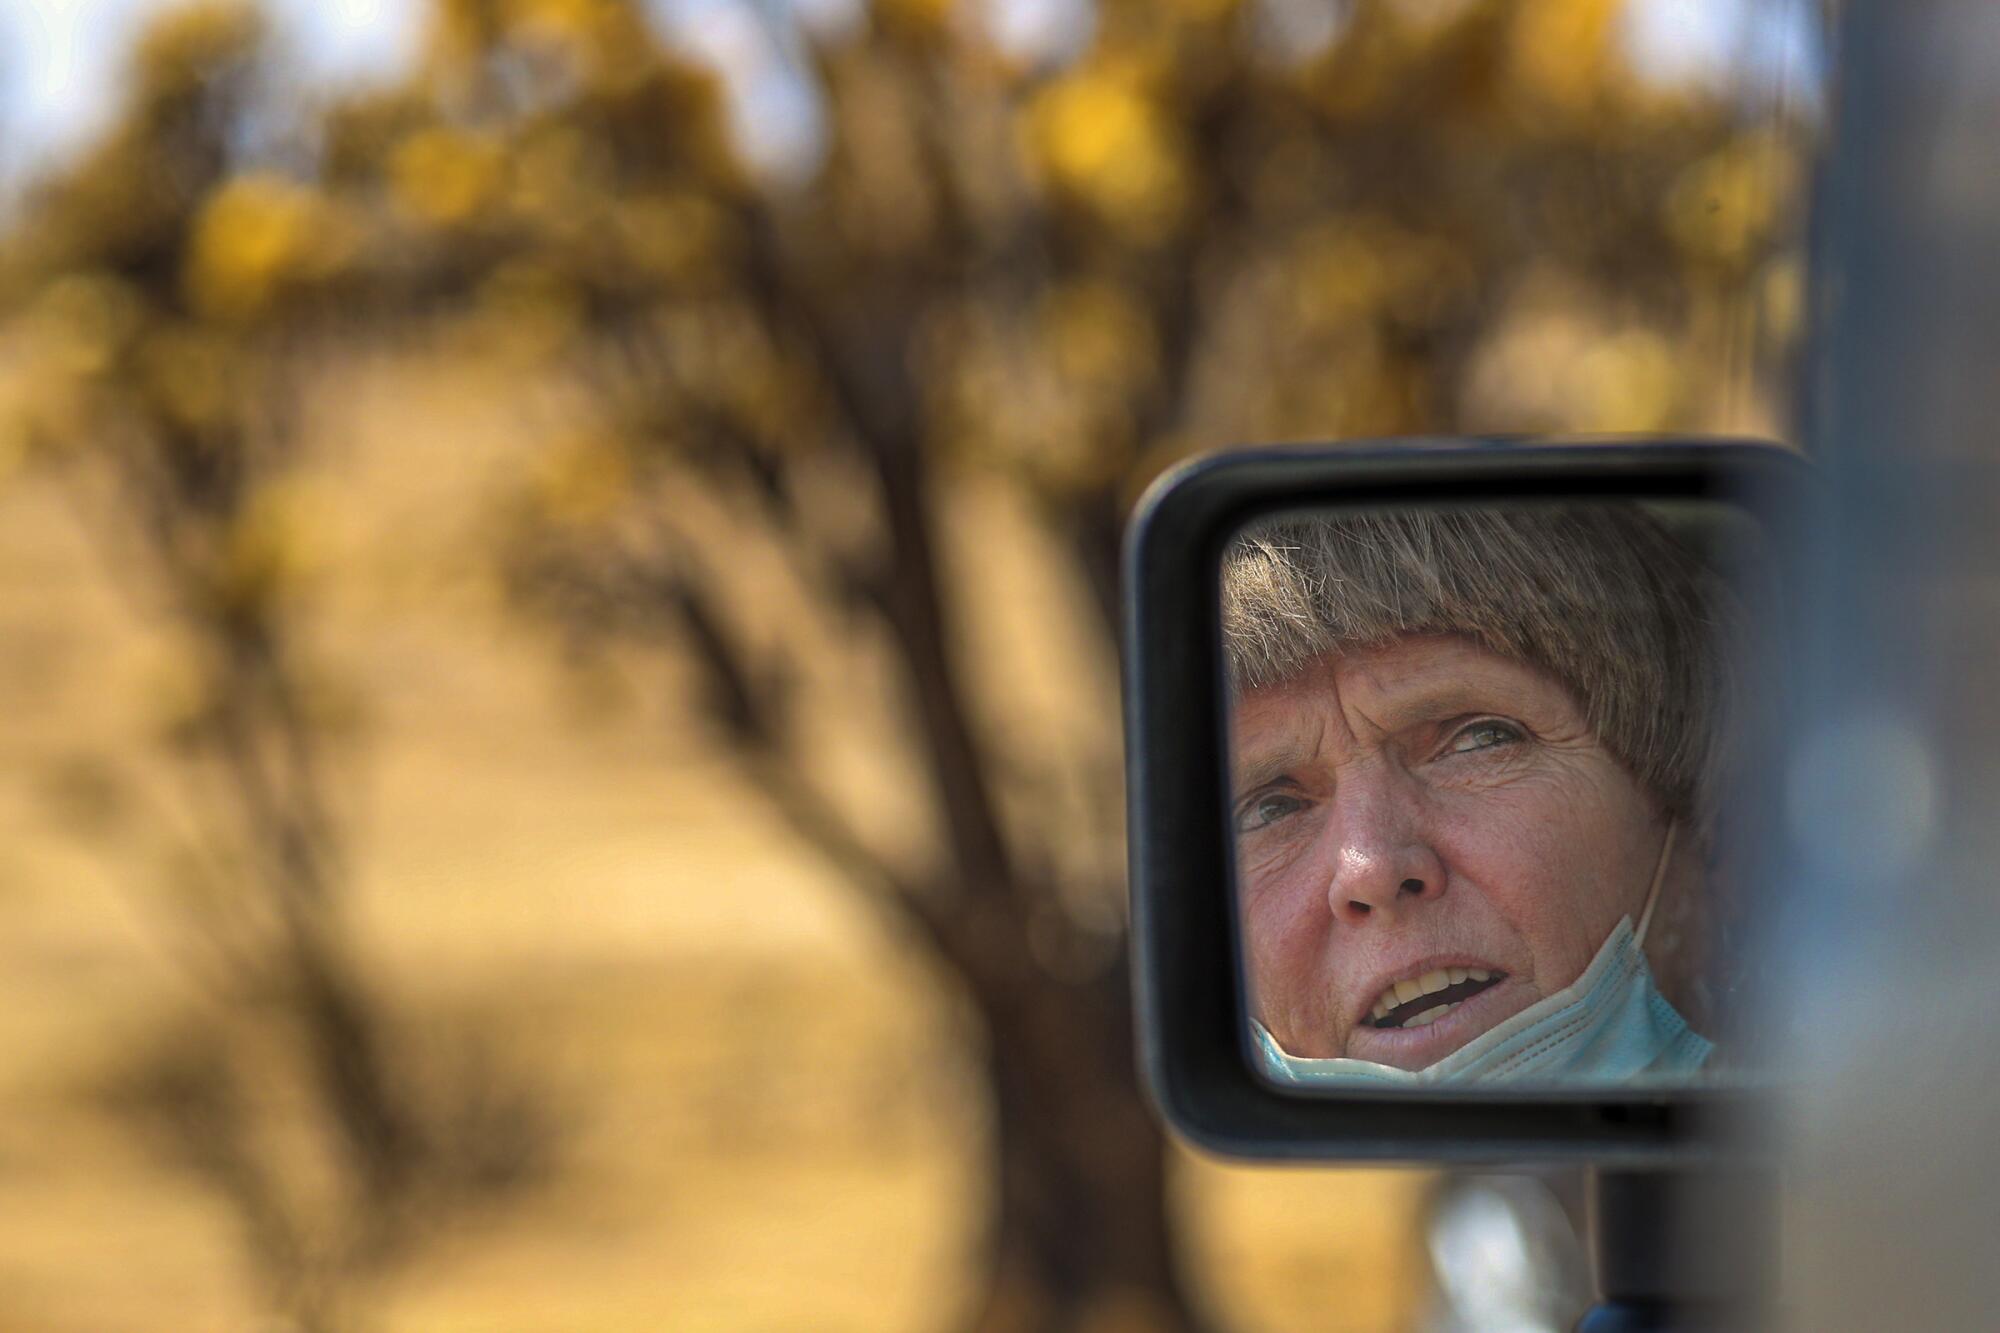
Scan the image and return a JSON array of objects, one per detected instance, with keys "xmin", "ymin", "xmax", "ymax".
[
  {"xmin": 1402, "ymin": 1002, "xmax": 1457, "ymax": 1028},
  {"xmin": 1370, "ymin": 969, "xmax": 1502, "ymax": 1025}
]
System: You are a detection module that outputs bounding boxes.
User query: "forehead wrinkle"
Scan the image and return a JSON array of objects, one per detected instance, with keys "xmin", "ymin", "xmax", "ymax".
[
  {"xmin": 1233, "ymin": 700, "xmax": 1332, "ymax": 793},
  {"xmin": 1338, "ymin": 687, "xmax": 1392, "ymax": 746},
  {"xmin": 1323, "ymin": 654, "xmax": 1438, "ymax": 749}
]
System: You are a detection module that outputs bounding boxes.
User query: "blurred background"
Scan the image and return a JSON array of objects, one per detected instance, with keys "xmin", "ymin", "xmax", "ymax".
[{"xmin": 0, "ymin": 1, "xmax": 1820, "ymax": 1329}]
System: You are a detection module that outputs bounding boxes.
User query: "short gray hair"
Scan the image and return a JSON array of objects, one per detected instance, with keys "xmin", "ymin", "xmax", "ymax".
[{"xmin": 1221, "ymin": 504, "xmax": 1731, "ymax": 822}]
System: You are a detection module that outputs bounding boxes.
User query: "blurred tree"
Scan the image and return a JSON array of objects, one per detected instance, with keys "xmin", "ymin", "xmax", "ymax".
[
  {"xmin": 0, "ymin": 0, "xmax": 1811, "ymax": 1328},
  {"xmin": 310, "ymin": 3, "xmax": 1805, "ymax": 1330},
  {"xmin": 305, "ymin": 0, "xmax": 1808, "ymax": 1328},
  {"xmin": 0, "ymin": 8, "xmax": 552, "ymax": 1331}
]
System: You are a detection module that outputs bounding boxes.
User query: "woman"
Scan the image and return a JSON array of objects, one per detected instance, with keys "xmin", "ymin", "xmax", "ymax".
[{"xmin": 1221, "ymin": 503, "xmax": 1737, "ymax": 1085}]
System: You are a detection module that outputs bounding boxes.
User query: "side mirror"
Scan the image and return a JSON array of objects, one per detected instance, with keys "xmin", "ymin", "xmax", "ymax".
[{"xmin": 1122, "ymin": 437, "xmax": 1803, "ymax": 1162}]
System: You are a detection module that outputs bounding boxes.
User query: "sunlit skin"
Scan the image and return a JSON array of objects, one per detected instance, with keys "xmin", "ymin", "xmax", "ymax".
[{"xmin": 1232, "ymin": 636, "xmax": 1685, "ymax": 1070}]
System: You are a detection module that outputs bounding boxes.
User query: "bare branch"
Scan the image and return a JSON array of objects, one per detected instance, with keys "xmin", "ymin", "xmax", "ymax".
[
  {"xmin": 653, "ymin": 555, "xmax": 965, "ymax": 962},
  {"xmin": 737, "ymin": 746, "xmax": 959, "ymax": 963}
]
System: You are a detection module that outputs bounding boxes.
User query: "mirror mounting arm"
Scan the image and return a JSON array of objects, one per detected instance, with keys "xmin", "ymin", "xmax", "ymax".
[{"xmin": 1579, "ymin": 1165, "xmax": 1776, "ymax": 1332}]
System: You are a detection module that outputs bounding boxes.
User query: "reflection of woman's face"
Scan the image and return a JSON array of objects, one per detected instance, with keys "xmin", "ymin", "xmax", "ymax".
[{"xmin": 1231, "ymin": 635, "xmax": 1668, "ymax": 1070}]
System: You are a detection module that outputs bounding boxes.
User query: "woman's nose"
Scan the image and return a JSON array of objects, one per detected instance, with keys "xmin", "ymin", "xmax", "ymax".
[{"xmin": 1324, "ymin": 770, "xmax": 1446, "ymax": 927}]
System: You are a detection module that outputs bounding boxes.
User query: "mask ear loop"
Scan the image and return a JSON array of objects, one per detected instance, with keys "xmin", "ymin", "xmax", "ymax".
[{"xmin": 1635, "ymin": 821, "xmax": 1679, "ymax": 947}]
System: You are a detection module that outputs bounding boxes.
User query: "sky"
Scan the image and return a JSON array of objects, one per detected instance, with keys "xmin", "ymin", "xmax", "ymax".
[
  {"xmin": 0, "ymin": 0, "xmax": 1824, "ymax": 189},
  {"xmin": 0, "ymin": 0, "xmax": 825, "ymax": 183},
  {"xmin": 0, "ymin": 0, "xmax": 423, "ymax": 182}
]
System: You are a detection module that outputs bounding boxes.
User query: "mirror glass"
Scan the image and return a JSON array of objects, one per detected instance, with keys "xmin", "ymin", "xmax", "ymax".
[{"xmin": 1221, "ymin": 498, "xmax": 1777, "ymax": 1091}]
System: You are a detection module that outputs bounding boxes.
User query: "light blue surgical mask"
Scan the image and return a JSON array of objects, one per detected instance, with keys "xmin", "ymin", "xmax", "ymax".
[{"xmin": 1252, "ymin": 825, "xmax": 1712, "ymax": 1087}]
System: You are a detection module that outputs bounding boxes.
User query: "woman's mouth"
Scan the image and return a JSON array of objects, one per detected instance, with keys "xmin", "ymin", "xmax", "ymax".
[{"xmin": 1363, "ymin": 967, "xmax": 1507, "ymax": 1029}]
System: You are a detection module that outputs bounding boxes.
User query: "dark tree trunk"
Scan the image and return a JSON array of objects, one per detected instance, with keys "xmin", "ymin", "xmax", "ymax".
[
  {"xmin": 675, "ymin": 217, "xmax": 1211, "ymax": 1328},
  {"xmin": 958, "ymin": 934, "xmax": 1210, "ymax": 1333},
  {"xmin": 861, "ymin": 446, "xmax": 1205, "ymax": 1331}
]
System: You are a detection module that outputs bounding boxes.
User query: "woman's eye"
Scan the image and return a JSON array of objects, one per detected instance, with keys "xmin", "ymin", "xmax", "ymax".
[
  {"xmin": 1445, "ymin": 718, "xmax": 1523, "ymax": 756},
  {"xmin": 1237, "ymin": 790, "xmax": 1309, "ymax": 833}
]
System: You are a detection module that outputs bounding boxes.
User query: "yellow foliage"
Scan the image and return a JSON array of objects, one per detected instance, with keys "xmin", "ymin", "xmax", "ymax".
[
  {"xmin": 468, "ymin": 261, "xmax": 585, "ymax": 365},
  {"xmin": 213, "ymin": 478, "xmax": 327, "ymax": 615},
  {"xmin": 1042, "ymin": 280, "xmax": 1155, "ymax": 392},
  {"xmin": 506, "ymin": 0, "xmax": 606, "ymax": 40},
  {"xmin": 510, "ymin": 127, "xmax": 607, "ymax": 227},
  {"xmin": 29, "ymin": 273, "xmax": 143, "ymax": 379},
  {"xmin": 874, "ymin": 0, "xmax": 954, "ymax": 35},
  {"xmin": 723, "ymin": 351, "xmax": 817, "ymax": 448},
  {"xmin": 1291, "ymin": 222, "xmax": 1397, "ymax": 328},
  {"xmin": 1287, "ymin": 220, "xmax": 1469, "ymax": 335},
  {"xmin": 0, "ymin": 275, "xmax": 140, "ymax": 463},
  {"xmin": 502, "ymin": 0, "xmax": 656, "ymax": 91},
  {"xmin": 1025, "ymin": 63, "xmax": 1188, "ymax": 241},
  {"xmin": 421, "ymin": 0, "xmax": 498, "ymax": 79},
  {"xmin": 1666, "ymin": 132, "xmax": 1800, "ymax": 268},
  {"xmin": 619, "ymin": 191, "xmax": 728, "ymax": 284},
  {"xmin": 1163, "ymin": 0, "xmax": 1241, "ymax": 22},
  {"xmin": 392, "ymin": 127, "xmax": 507, "ymax": 229},
  {"xmin": 1396, "ymin": 0, "xmax": 1485, "ymax": 42},
  {"xmin": 185, "ymin": 175, "xmax": 340, "ymax": 322},
  {"xmin": 132, "ymin": 1, "xmax": 262, "ymax": 105},
  {"xmin": 138, "ymin": 326, "xmax": 241, "ymax": 432},
  {"xmin": 1300, "ymin": 3, "xmax": 1410, "ymax": 120},
  {"xmin": 321, "ymin": 89, "xmax": 430, "ymax": 180},
  {"xmin": 1509, "ymin": 0, "xmax": 1620, "ymax": 112}
]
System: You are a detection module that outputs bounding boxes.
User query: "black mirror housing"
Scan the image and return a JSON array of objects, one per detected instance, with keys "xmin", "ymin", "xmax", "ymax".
[{"xmin": 1121, "ymin": 437, "xmax": 1804, "ymax": 1164}]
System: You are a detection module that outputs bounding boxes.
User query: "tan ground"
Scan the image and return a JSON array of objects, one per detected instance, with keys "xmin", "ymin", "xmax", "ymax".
[{"xmin": 0, "ymin": 359, "xmax": 1431, "ymax": 1331}]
